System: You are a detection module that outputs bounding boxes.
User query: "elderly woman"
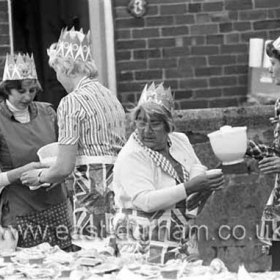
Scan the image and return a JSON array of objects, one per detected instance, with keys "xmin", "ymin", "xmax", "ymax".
[
  {"xmin": 113, "ymin": 82, "xmax": 224, "ymax": 263},
  {"xmin": 21, "ymin": 28, "xmax": 126, "ymax": 240},
  {"xmin": 0, "ymin": 53, "xmax": 72, "ymax": 250},
  {"xmin": 246, "ymin": 36, "xmax": 280, "ymax": 271}
]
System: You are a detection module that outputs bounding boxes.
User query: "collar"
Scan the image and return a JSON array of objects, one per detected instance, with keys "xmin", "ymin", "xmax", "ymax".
[
  {"xmin": 71, "ymin": 76, "xmax": 96, "ymax": 95},
  {"xmin": 6, "ymin": 99, "xmax": 29, "ymax": 114},
  {"xmin": 0, "ymin": 101, "xmax": 37, "ymax": 120}
]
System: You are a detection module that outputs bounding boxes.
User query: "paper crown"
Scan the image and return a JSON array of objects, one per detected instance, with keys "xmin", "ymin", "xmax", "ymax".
[
  {"xmin": 2, "ymin": 53, "xmax": 38, "ymax": 82},
  {"xmin": 138, "ymin": 82, "xmax": 174, "ymax": 112},
  {"xmin": 273, "ymin": 36, "xmax": 280, "ymax": 51},
  {"xmin": 48, "ymin": 27, "xmax": 92, "ymax": 62}
]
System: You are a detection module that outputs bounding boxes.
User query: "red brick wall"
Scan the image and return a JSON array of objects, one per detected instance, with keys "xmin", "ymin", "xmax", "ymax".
[
  {"xmin": 0, "ymin": 0, "xmax": 9, "ymax": 77},
  {"xmin": 113, "ymin": 0, "xmax": 280, "ymax": 110}
]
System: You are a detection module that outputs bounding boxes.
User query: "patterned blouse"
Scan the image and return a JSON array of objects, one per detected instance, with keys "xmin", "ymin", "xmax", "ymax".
[
  {"xmin": 246, "ymin": 98, "xmax": 280, "ymax": 241},
  {"xmin": 57, "ymin": 77, "xmax": 126, "ymax": 157}
]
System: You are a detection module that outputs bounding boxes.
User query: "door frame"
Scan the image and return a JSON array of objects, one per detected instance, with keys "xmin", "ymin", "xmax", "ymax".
[{"xmin": 88, "ymin": 0, "xmax": 117, "ymax": 95}]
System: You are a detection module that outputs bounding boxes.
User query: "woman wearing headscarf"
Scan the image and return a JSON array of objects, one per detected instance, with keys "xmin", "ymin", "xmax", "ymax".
[
  {"xmin": 0, "ymin": 53, "xmax": 72, "ymax": 250},
  {"xmin": 112, "ymin": 82, "xmax": 224, "ymax": 264},
  {"xmin": 21, "ymin": 28, "xmax": 126, "ymax": 240},
  {"xmin": 246, "ymin": 36, "xmax": 280, "ymax": 271}
]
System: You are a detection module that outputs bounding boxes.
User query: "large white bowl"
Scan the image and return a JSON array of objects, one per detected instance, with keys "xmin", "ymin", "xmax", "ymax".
[
  {"xmin": 207, "ymin": 126, "xmax": 247, "ymax": 165},
  {"xmin": 37, "ymin": 142, "xmax": 59, "ymax": 166}
]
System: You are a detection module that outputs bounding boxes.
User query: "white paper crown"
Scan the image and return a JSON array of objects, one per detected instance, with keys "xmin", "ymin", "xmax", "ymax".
[
  {"xmin": 48, "ymin": 27, "xmax": 92, "ymax": 62},
  {"xmin": 2, "ymin": 53, "xmax": 38, "ymax": 82},
  {"xmin": 138, "ymin": 82, "xmax": 174, "ymax": 112},
  {"xmin": 273, "ymin": 36, "xmax": 280, "ymax": 51}
]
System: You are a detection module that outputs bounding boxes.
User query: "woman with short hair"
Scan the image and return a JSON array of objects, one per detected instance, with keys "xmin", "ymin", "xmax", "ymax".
[
  {"xmin": 0, "ymin": 53, "xmax": 72, "ymax": 250},
  {"xmin": 21, "ymin": 28, "xmax": 126, "ymax": 240},
  {"xmin": 113, "ymin": 82, "xmax": 224, "ymax": 263}
]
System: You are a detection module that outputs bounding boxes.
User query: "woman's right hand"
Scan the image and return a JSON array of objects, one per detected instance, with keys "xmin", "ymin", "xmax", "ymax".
[{"xmin": 184, "ymin": 173, "xmax": 224, "ymax": 195}]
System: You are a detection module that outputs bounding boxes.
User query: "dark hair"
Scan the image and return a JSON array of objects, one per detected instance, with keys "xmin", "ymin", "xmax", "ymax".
[
  {"xmin": 0, "ymin": 79, "xmax": 42, "ymax": 100},
  {"xmin": 266, "ymin": 41, "xmax": 280, "ymax": 61}
]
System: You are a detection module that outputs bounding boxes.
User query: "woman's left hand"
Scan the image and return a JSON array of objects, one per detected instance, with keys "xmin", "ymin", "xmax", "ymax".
[
  {"xmin": 20, "ymin": 169, "xmax": 42, "ymax": 186},
  {"xmin": 259, "ymin": 156, "xmax": 280, "ymax": 174}
]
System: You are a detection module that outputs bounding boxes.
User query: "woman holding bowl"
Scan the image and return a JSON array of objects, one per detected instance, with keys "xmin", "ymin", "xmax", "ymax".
[{"xmin": 0, "ymin": 53, "xmax": 72, "ymax": 250}]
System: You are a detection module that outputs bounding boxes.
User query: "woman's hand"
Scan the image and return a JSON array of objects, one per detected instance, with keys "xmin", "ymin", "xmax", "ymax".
[
  {"xmin": 20, "ymin": 169, "xmax": 43, "ymax": 186},
  {"xmin": 184, "ymin": 173, "xmax": 224, "ymax": 195},
  {"xmin": 259, "ymin": 156, "xmax": 280, "ymax": 174},
  {"xmin": 24, "ymin": 162, "xmax": 48, "ymax": 171}
]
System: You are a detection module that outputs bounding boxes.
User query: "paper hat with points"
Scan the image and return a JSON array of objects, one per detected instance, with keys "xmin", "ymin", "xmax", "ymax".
[
  {"xmin": 273, "ymin": 36, "xmax": 280, "ymax": 51},
  {"xmin": 48, "ymin": 27, "xmax": 92, "ymax": 62},
  {"xmin": 138, "ymin": 82, "xmax": 174, "ymax": 112},
  {"xmin": 2, "ymin": 53, "xmax": 38, "ymax": 82}
]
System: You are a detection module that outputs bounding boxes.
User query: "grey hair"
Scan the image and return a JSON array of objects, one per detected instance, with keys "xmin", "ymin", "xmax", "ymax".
[{"xmin": 130, "ymin": 102, "xmax": 175, "ymax": 133}]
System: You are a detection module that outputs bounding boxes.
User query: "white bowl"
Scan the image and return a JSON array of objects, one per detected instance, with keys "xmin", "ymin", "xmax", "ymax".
[
  {"xmin": 208, "ymin": 126, "xmax": 247, "ymax": 165},
  {"xmin": 37, "ymin": 142, "xmax": 58, "ymax": 166}
]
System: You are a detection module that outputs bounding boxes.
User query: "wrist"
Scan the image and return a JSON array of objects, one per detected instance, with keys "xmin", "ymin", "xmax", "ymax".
[
  {"xmin": 184, "ymin": 181, "xmax": 192, "ymax": 195},
  {"xmin": 38, "ymin": 169, "xmax": 44, "ymax": 184}
]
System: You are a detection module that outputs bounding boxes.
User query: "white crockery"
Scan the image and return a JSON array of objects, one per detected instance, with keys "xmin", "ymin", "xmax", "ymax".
[
  {"xmin": 207, "ymin": 125, "xmax": 247, "ymax": 165},
  {"xmin": 206, "ymin": 169, "xmax": 222, "ymax": 176},
  {"xmin": 37, "ymin": 142, "xmax": 59, "ymax": 166}
]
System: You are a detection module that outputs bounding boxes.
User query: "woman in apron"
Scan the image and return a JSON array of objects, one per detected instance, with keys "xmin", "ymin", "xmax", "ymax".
[
  {"xmin": 0, "ymin": 53, "xmax": 72, "ymax": 250},
  {"xmin": 112, "ymin": 82, "xmax": 225, "ymax": 263},
  {"xmin": 21, "ymin": 28, "xmax": 126, "ymax": 240}
]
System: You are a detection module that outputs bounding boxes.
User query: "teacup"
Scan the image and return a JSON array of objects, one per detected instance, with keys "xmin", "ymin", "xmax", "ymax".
[
  {"xmin": 190, "ymin": 164, "xmax": 207, "ymax": 179},
  {"xmin": 206, "ymin": 169, "xmax": 222, "ymax": 176}
]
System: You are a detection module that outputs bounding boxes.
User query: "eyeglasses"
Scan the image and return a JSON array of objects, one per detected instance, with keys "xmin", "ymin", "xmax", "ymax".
[{"xmin": 135, "ymin": 119, "xmax": 164, "ymax": 131}]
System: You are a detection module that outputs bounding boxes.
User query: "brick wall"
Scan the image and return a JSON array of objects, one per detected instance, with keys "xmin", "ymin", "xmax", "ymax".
[
  {"xmin": 0, "ymin": 0, "xmax": 9, "ymax": 77},
  {"xmin": 173, "ymin": 105, "xmax": 275, "ymax": 272},
  {"xmin": 113, "ymin": 0, "xmax": 280, "ymax": 110}
]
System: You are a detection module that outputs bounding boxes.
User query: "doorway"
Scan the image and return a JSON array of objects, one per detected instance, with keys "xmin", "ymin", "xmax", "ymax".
[{"xmin": 11, "ymin": 0, "xmax": 90, "ymax": 109}]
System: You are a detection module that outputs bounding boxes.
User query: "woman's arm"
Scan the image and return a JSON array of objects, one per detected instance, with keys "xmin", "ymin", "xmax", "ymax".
[
  {"xmin": 7, "ymin": 162, "xmax": 44, "ymax": 183},
  {"xmin": 246, "ymin": 140, "xmax": 275, "ymax": 160},
  {"xmin": 20, "ymin": 144, "xmax": 77, "ymax": 186},
  {"xmin": 0, "ymin": 162, "xmax": 45, "ymax": 193},
  {"xmin": 39, "ymin": 144, "xmax": 77, "ymax": 183},
  {"xmin": 117, "ymin": 150, "xmax": 224, "ymax": 213}
]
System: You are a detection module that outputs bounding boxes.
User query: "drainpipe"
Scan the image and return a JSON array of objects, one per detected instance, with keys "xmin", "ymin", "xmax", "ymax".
[
  {"xmin": 88, "ymin": 0, "xmax": 117, "ymax": 95},
  {"xmin": 7, "ymin": 0, "xmax": 14, "ymax": 54},
  {"xmin": 104, "ymin": 0, "xmax": 117, "ymax": 96}
]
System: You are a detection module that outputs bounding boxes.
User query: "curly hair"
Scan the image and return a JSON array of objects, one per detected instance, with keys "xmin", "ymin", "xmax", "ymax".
[{"xmin": 47, "ymin": 43, "xmax": 98, "ymax": 78}]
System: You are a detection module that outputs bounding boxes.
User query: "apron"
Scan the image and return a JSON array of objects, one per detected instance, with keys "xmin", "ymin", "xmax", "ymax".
[
  {"xmin": 72, "ymin": 156, "xmax": 116, "ymax": 239},
  {"xmin": 112, "ymin": 207, "xmax": 199, "ymax": 264},
  {"xmin": 111, "ymin": 133, "xmax": 207, "ymax": 264},
  {"xmin": 0, "ymin": 102, "xmax": 72, "ymax": 249}
]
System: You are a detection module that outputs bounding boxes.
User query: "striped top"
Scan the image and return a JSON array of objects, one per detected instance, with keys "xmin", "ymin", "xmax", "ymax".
[{"xmin": 57, "ymin": 77, "xmax": 126, "ymax": 157}]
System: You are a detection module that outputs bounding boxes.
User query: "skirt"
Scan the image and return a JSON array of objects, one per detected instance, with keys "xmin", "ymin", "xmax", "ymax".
[{"xmin": 15, "ymin": 200, "xmax": 73, "ymax": 249}]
